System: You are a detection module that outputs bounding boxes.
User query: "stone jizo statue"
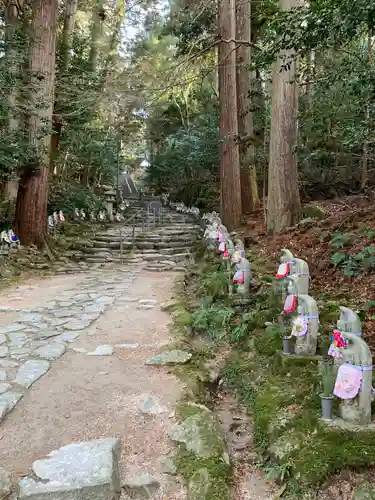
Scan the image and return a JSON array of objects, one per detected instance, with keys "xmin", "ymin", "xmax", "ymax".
[
  {"xmin": 333, "ymin": 321, "xmax": 372, "ymax": 425},
  {"xmin": 231, "ymin": 251, "xmax": 251, "ymax": 297},
  {"xmin": 291, "ymin": 294, "xmax": 319, "ymax": 356}
]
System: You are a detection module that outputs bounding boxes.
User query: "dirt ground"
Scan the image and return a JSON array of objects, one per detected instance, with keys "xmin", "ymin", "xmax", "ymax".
[{"xmin": 0, "ymin": 269, "xmax": 186, "ymax": 499}]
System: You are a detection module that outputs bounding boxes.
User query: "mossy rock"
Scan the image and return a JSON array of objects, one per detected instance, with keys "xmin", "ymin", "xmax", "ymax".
[
  {"xmin": 188, "ymin": 468, "xmax": 211, "ymax": 499},
  {"xmin": 353, "ymin": 481, "xmax": 375, "ymax": 500},
  {"xmin": 303, "ymin": 203, "xmax": 327, "ymax": 220},
  {"xmin": 268, "ymin": 429, "xmax": 305, "ymax": 461},
  {"xmin": 268, "ymin": 405, "xmax": 301, "ymax": 438},
  {"xmin": 187, "ymin": 467, "xmax": 231, "ymax": 500},
  {"xmin": 254, "ymin": 325, "xmax": 282, "ymax": 356},
  {"xmin": 253, "ymin": 380, "xmax": 297, "ymax": 447},
  {"xmin": 171, "ymin": 406, "xmax": 227, "ymax": 459},
  {"xmin": 172, "ymin": 308, "xmax": 194, "ymax": 327}
]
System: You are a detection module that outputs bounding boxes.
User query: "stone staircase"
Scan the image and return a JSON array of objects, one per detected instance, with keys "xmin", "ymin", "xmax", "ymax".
[{"xmin": 72, "ymin": 202, "xmax": 200, "ymax": 272}]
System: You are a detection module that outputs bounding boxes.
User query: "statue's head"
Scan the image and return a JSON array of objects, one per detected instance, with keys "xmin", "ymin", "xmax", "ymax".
[{"xmin": 231, "ymin": 250, "xmax": 242, "ymax": 264}]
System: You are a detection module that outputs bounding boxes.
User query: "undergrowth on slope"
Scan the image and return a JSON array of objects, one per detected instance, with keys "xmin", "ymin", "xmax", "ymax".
[
  {"xmin": 167, "ymin": 278, "xmax": 232, "ymax": 500},
  {"xmin": 177, "ymin": 251, "xmax": 375, "ymax": 499}
]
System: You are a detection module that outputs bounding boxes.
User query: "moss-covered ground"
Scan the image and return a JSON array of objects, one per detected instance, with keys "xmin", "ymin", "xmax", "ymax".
[{"xmin": 172, "ymin": 251, "xmax": 375, "ymax": 499}]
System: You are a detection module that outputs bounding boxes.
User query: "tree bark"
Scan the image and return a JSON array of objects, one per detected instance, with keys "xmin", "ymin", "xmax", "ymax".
[
  {"xmin": 4, "ymin": 0, "xmax": 23, "ymax": 201},
  {"xmin": 89, "ymin": 2, "xmax": 105, "ymax": 73},
  {"xmin": 266, "ymin": 0, "xmax": 302, "ymax": 233},
  {"xmin": 14, "ymin": 0, "xmax": 57, "ymax": 247},
  {"xmin": 218, "ymin": 0, "xmax": 242, "ymax": 230},
  {"xmin": 50, "ymin": 0, "xmax": 78, "ymax": 173},
  {"xmin": 361, "ymin": 32, "xmax": 372, "ymax": 190},
  {"xmin": 236, "ymin": 0, "xmax": 259, "ymax": 214}
]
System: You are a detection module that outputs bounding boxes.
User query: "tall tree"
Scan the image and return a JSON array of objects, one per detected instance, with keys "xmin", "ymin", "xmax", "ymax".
[
  {"xmin": 235, "ymin": 0, "xmax": 259, "ymax": 215},
  {"xmin": 360, "ymin": 32, "xmax": 373, "ymax": 190},
  {"xmin": 4, "ymin": 0, "xmax": 23, "ymax": 200},
  {"xmin": 50, "ymin": 0, "xmax": 78, "ymax": 172},
  {"xmin": 266, "ymin": 0, "xmax": 302, "ymax": 233},
  {"xmin": 14, "ymin": 0, "xmax": 58, "ymax": 246},
  {"xmin": 218, "ymin": 0, "xmax": 242, "ymax": 230}
]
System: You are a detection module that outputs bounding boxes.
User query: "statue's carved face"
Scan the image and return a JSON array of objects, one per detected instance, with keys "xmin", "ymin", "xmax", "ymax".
[{"xmin": 231, "ymin": 251, "xmax": 242, "ymax": 264}]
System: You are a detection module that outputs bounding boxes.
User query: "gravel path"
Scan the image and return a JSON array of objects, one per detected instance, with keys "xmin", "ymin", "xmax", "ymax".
[{"xmin": 0, "ymin": 266, "xmax": 186, "ymax": 499}]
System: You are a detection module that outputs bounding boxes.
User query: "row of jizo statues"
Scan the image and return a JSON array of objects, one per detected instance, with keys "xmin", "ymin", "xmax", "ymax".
[
  {"xmin": 174, "ymin": 202, "xmax": 374, "ymax": 428},
  {"xmin": 48, "ymin": 202, "xmax": 131, "ymax": 231},
  {"xmin": 0, "ymin": 202, "xmax": 132, "ymax": 249}
]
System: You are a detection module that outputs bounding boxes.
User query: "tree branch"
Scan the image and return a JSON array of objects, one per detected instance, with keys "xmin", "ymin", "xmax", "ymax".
[{"xmin": 218, "ymin": 37, "xmax": 263, "ymax": 51}]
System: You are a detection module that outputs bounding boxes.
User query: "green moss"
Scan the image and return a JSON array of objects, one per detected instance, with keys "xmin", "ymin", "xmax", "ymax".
[
  {"xmin": 175, "ymin": 448, "xmax": 231, "ymax": 500},
  {"xmin": 254, "ymin": 325, "xmax": 283, "ymax": 355},
  {"xmin": 303, "ymin": 203, "xmax": 327, "ymax": 220},
  {"xmin": 224, "ymin": 349, "xmax": 375, "ymax": 488}
]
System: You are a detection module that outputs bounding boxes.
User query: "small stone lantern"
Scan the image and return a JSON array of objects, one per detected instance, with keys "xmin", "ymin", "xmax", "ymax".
[{"xmin": 104, "ymin": 189, "xmax": 116, "ymax": 222}]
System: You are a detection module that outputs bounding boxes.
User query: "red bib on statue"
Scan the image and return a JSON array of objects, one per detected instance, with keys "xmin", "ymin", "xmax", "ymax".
[
  {"xmin": 276, "ymin": 262, "xmax": 290, "ymax": 279},
  {"xmin": 283, "ymin": 295, "xmax": 297, "ymax": 313}
]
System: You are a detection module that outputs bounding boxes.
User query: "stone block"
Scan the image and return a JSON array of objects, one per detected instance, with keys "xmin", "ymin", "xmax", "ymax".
[{"xmin": 19, "ymin": 438, "xmax": 121, "ymax": 500}]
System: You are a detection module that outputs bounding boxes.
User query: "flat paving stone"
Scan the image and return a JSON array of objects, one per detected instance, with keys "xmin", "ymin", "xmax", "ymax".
[
  {"xmin": 0, "ymin": 383, "xmax": 11, "ymax": 394},
  {"xmin": 56, "ymin": 331, "xmax": 80, "ymax": 343},
  {"xmin": 35, "ymin": 343, "xmax": 66, "ymax": 361},
  {"xmin": 145, "ymin": 349, "xmax": 192, "ymax": 366},
  {"xmin": 87, "ymin": 345, "xmax": 114, "ymax": 356},
  {"xmin": 19, "ymin": 438, "xmax": 121, "ymax": 500},
  {"xmin": 19, "ymin": 314, "xmax": 44, "ymax": 323},
  {"xmin": 0, "ymin": 359, "xmax": 18, "ymax": 368},
  {"xmin": 53, "ymin": 309, "xmax": 80, "ymax": 318},
  {"xmin": 0, "ymin": 346, "xmax": 9, "ymax": 358},
  {"xmin": 64, "ymin": 320, "xmax": 91, "ymax": 331},
  {"xmin": 38, "ymin": 329, "xmax": 60, "ymax": 339},
  {"xmin": 10, "ymin": 347, "xmax": 32, "ymax": 360},
  {"xmin": 8, "ymin": 332, "xmax": 28, "ymax": 347},
  {"xmin": 0, "ymin": 323, "xmax": 25, "ymax": 334},
  {"xmin": 0, "ymin": 390, "xmax": 23, "ymax": 421},
  {"xmin": 14, "ymin": 360, "xmax": 50, "ymax": 388}
]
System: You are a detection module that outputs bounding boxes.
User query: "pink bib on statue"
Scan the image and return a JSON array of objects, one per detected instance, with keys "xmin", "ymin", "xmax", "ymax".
[
  {"xmin": 223, "ymin": 249, "xmax": 230, "ymax": 260},
  {"xmin": 276, "ymin": 262, "xmax": 290, "ymax": 279},
  {"xmin": 283, "ymin": 295, "xmax": 297, "ymax": 313},
  {"xmin": 334, "ymin": 364, "xmax": 362, "ymax": 400},
  {"xmin": 218, "ymin": 232, "xmax": 225, "ymax": 243},
  {"xmin": 218, "ymin": 242, "xmax": 226, "ymax": 253},
  {"xmin": 233, "ymin": 270, "xmax": 244, "ymax": 284}
]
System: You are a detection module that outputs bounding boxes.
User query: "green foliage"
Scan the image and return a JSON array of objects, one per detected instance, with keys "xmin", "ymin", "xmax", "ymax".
[
  {"xmin": 223, "ymin": 335, "xmax": 375, "ymax": 490},
  {"xmin": 197, "ymin": 265, "xmax": 229, "ymax": 300},
  {"xmin": 254, "ymin": 324, "xmax": 283, "ymax": 356},
  {"xmin": 192, "ymin": 305, "xmax": 234, "ymax": 341},
  {"xmin": 329, "ymin": 232, "xmax": 356, "ymax": 249},
  {"xmin": 48, "ymin": 180, "xmax": 105, "ymax": 214},
  {"xmin": 146, "ymin": 113, "xmax": 219, "ymax": 209},
  {"xmin": 331, "ymin": 246, "xmax": 375, "ymax": 276}
]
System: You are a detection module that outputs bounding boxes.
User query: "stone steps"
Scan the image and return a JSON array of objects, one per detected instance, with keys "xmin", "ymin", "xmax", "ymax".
[{"xmin": 66, "ymin": 206, "xmax": 200, "ymax": 271}]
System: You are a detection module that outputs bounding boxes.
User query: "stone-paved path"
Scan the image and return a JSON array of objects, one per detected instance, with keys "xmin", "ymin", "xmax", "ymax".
[{"xmin": 0, "ymin": 265, "xmax": 186, "ymax": 499}]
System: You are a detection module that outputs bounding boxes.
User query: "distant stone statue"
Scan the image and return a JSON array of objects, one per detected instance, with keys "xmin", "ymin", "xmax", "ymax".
[
  {"xmin": 331, "ymin": 309, "xmax": 372, "ymax": 426},
  {"xmin": 291, "ymin": 294, "xmax": 319, "ymax": 356},
  {"xmin": 234, "ymin": 239, "xmax": 245, "ymax": 257},
  {"xmin": 48, "ymin": 215, "xmax": 55, "ymax": 232},
  {"xmin": 231, "ymin": 251, "xmax": 251, "ymax": 297}
]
